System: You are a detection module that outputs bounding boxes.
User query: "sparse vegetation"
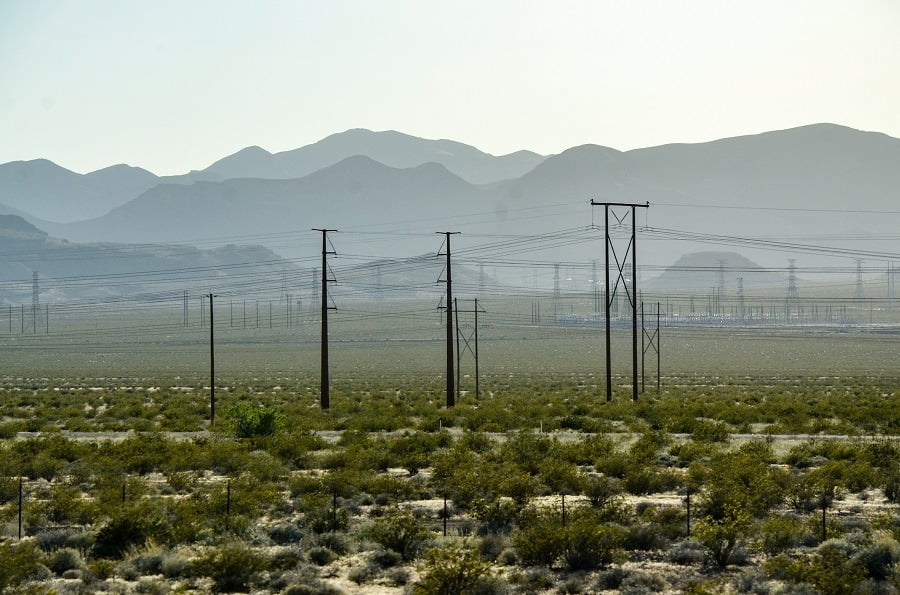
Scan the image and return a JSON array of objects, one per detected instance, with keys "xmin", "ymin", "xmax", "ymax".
[{"xmin": 0, "ymin": 364, "xmax": 897, "ymax": 592}]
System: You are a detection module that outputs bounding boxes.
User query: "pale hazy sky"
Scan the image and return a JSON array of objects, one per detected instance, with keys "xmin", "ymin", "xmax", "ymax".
[{"xmin": 1, "ymin": 0, "xmax": 898, "ymax": 175}]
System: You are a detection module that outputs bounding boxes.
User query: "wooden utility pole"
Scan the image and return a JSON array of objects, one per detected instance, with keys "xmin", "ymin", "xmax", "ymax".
[
  {"xmin": 208, "ymin": 293, "xmax": 216, "ymax": 428},
  {"xmin": 313, "ymin": 229, "xmax": 337, "ymax": 409},
  {"xmin": 438, "ymin": 232, "xmax": 460, "ymax": 407}
]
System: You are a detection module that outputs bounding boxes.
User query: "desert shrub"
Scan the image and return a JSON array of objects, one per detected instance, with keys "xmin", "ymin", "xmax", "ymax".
[
  {"xmin": 370, "ymin": 547, "xmax": 402, "ymax": 568},
  {"xmin": 691, "ymin": 419, "xmax": 731, "ymax": 443},
  {"xmin": 513, "ymin": 507, "xmax": 625, "ymax": 570},
  {"xmin": 851, "ymin": 535, "xmax": 900, "ymax": 580},
  {"xmin": 509, "ymin": 567, "xmax": 555, "ymax": 591},
  {"xmin": 667, "ymin": 539, "xmax": 707, "ymax": 565},
  {"xmin": 312, "ymin": 531, "xmax": 350, "ymax": 555},
  {"xmin": 694, "ymin": 514, "xmax": 750, "ymax": 568},
  {"xmin": 385, "ymin": 566, "xmax": 410, "ymax": 586},
  {"xmin": 475, "ymin": 498, "xmax": 522, "ymax": 535},
  {"xmin": 93, "ymin": 510, "xmax": 151, "ymax": 558},
  {"xmin": 496, "ymin": 467, "xmax": 541, "ymax": 505},
  {"xmin": 731, "ymin": 568, "xmax": 773, "ymax": 595},
  {"xmin": 364, "ymin": 508, "xmax": 432, "ymax": 561},
  {"xmin": 0, "ymin": 541, "xmax": 47, "ymax": 590},
  {"xmin": 597, "ymin": 566, "xmax": 631, "ymax": 590},
  {"xmin": 131, "ymin": 551, "xmax": 164, "ymax": 575},
  {"xmin": 581, "ymin": 474, "xmax": 622, "ymax": 508},
  {"xmin": 756, "ymin": 514, "xmax": 807, "ymax": 555},
  {"xmin": 36, "ymin": 527, "xmax": 90, "ymax": 552},
  {"xmin": 306, "ymin": 505, "xmax": 349, "ymax": 534},
  {"xmin": 799, "ymin": 539, "xmax": 870, "ymax": 595},
  {"xmin": 478, "ymin": 534, "xmax": 508, "ymax": 562},
  {"xmin": 308, "ymin": 546, "xmax": 337, "ymax": 566},
  {"xmin": 226, "ymin": 401, "xmax": 285, "ymax": 440},
  {"xmin": 558, "ymin": 576, "xmax": 585, "ymax": 594},
  {"xmin": 283, "ymin": 581, "xmax": 345, "ymax": 595},
  {"xmin": 193, "ymin": 540, "xmax": 268, "ymax": 593},
  {"xmin": 0, "ymin": 476, "xmax": 19, "ymax": 503},
  {"xmin": 413, "ymin": 542, "xmax": 492, "ymax": 595},
  {"xmin": 348, "ymin": 562, "xmax": 384, "ymax": 585},
  {"xmin": 619, "ymin": 570, "xmax": 669, "ymax": 594},
  {"xmin": 511, "ymin": 509, "xmax": 565, "ymax": 567},
  {"xmin": 562, "ymin": 516, "xmax": 627, "ymax": 571},
  {"xmin": 289, "ymin": 473, "xmax": 324, "ymax": 497},
  {"xmin": 46, "ymin": 547, "xmax": 84, "ymax": 575},
  {"xmin": 269, "ymin": 522, "xmax": 304, "ymax": 544},
  {"xmin": 160, "ymin": 552, "xmax": 189, "ymax": 578},
  {"xmin": 625, "ymin": 522, "xmax": 668, "ymax": 551},
  {"xmin": 497, "ymin": 547, "xmax": 518, "ymax": 565},
  {"xmin": 623, "ymin": 467, "xmax": 679, "ymax": 495}
]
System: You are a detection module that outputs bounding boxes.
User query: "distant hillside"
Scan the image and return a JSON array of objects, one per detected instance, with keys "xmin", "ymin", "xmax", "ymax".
[
  {"xmin": 0, "ymin": 215, "xmax": 297, "ymax": 304},
  {"xmin": 0, "ymin": 160, "xmax": 158, "ymax": 223},
  {"xmin": 201, "ymin": 128, "xmax": 546, "ymax": 184},
  {"xmin": 0, "ymin": 129, "xmax": 546, "ymax": 224},
  {"xmin": 5, "ymin": 124, "xmax": 899, "ymax": 274},
  {"xmin": 51, "ymin": 157, "xmax": 490, "ymax": 255},
  {"xmin": 645, "ymin": 251, "xmax": 783, "ymax": 291}
]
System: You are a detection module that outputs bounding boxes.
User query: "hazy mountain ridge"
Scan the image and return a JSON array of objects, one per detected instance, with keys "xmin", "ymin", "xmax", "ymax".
[
  {"xmin": 203, "ymin": 129, "xmax": 547, "ymax": 184},
  {"xmin": 4, "ymin": 123, "xmax": 899, "ymax": 274},
  {"xmin": 0, "ymin": 129, "xmax": 548, "ymax": 224},
  {"xmin": 0, "ymin": 215, "xmax": 296, "ymax": 303},
  {"xmin": 49, "ymin": 156, "xmax": 489, "ymax": 249}
]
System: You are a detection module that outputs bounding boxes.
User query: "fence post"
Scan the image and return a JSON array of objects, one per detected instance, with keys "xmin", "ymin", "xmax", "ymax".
[{"xmin": 18, "ymin": 476, "xmax": 23, "ymax": 539}]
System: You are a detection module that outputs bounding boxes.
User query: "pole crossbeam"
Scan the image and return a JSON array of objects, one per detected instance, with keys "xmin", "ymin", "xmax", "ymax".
[{"xmin": 590, "ymin": 201, "xmax": 649, "ymax": 401}]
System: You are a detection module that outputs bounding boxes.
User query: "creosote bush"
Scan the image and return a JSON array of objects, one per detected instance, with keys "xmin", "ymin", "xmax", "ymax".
[
  {"xmin": 364, "ymin": 507, "xmax": 433, "ymax": 561},
  {"xmin": 413, "ymin": 542, "xmax": 492, "ymax": 595}
]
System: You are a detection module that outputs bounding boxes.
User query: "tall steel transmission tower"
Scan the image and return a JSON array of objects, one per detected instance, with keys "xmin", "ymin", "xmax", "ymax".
[
  {"xmin": 590, "ymin": 200, "xmax": 650, "ymax": 401},
  {"xmin": 786, "ymin": 259, "xmax": 799, "ymax": 322}
]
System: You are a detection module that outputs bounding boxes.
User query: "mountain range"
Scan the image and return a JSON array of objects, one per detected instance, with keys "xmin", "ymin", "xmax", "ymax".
[
  {"xmin": 0, "ymin": 129, "xmax": 544, "ymax": 223},
  {"xmin": 2, "ymin": 123, "xmax": 898, "ymax": 282}
]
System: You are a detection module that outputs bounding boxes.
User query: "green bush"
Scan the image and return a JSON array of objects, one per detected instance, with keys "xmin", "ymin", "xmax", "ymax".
[
  {"xmin": 693, "ymin": 513, "xmax": 750, "ymax": 568},
  {"xmin": 755, "ymin": 514, "xmax": 807, "ymax": 555},
  {"xmin": 513, "ymin": 507, "xmax": 626, "ymax": 570},
  {"xmin": 364, "ymin": 508, "xmax": 432, "ymax": 561},
  {"xmin": 0, "ymin": 541, "xmax": 47, "ymax": 590},
  {"xmin": 93, "ymin": 510, "xmax": 152, "ymax": 558},
  {"xmin": 852, "ymin": 535, "xmax": 900, "ymax": 580},
  {"xmin": 561, "ymin": 514, "xmax": 627, "ymax": 571},
  {"xmin": 413, "ymin": 542, "xmax": 492, "ymax": 595},
  {"xmin": 226, "ymin": 401, "xmax": 285, "ymax": 440},
  {"xmin": 193, "ymin": 540, "xmax": 268, "ymax": 593}
]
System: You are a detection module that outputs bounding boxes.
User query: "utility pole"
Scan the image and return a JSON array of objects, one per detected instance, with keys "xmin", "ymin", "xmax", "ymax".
[
  {"xmin": 455, "ymin": 298, "xmax": 461, "ymax": 404},
  {"xmin": 475, "ymin": 298, "xmax": 480, "ymax": 400},
  {"xmin": 313, "ymin": 229, "xmax": 338, "ymax": 409},
  {"xmin": 590, "ymin": 201, "xmax": 649, "ymax": 401},
  {"xmin": 437, "ymin": 232, "xmax": 460, "ymax": 408},
  {"xmin": 208, "ymin": 293, "xmax": 216, "ymax": 428},
  {"xmin": 737, "ymin": 277, "xmax": 745, "ymax": 323}
]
